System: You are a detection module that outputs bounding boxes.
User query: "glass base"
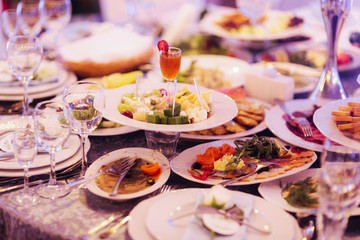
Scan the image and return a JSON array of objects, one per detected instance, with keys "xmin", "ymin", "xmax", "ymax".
[
  {"xmin": 36, "ymin": 182, "xmax": 70, "ymax": 200},
  {"xmin": 11, "ymin": 188, "xmax": 39, "ymax": 206}
]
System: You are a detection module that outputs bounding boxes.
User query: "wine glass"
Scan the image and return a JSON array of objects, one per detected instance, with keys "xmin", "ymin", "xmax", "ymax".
[
  {"xmin": 39, "ymin": 0, "xmax": 72, "ymax": 59},
  {"xmin": 63, "ymin": 81, "xmax": 105, "ymax": 178},
  {"xmin": 316, "ymin": 139, "xmax": 360, "ymax": 240},
  {"xmin": 34, "ymin": 100, "xmax": 71, "ymax": 199},
  {"xmin": 1, "ymin": 9, "xmax": 21, "ymax": 38},
  {"xmin": 236, "ymin": 0, "xmax": 271, "ymax": 23},
  {"xmin": 309, "ymin": 0, "xmax": 352, "ymax": 105},
  {"xmin": 16, "ymin": 0, "xmax": 43, "ymax": 37},
  {"xmin": 11, "ymin": 117, "xmax": 39, "ymax": 205},
  {"xmin": 6, "ymin": 36, "xmax": 43, "ymax": 115}
]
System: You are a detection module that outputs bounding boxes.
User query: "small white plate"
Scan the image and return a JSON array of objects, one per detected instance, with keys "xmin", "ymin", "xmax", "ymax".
[
  {"xmin": 147, "ymin": 54, "xmax": 249, "ymax": 88},
  {"xmin": 199, "ymin": 7, "xmax": 305, "ymax": 41},
  {"xmin": 265, "ymin": 99, "xmax": 325, "ymax": 152},
  {"xmin": 85, "ymin": 148, "xmax": 170, "ymax": 201},
  {"xmin": 180, "ymin": 97, "xmax": 272, "ymax": 140},
  {"xmin": 170, "ymin": 139, "xmax": 317, "ymax": 186},
  {"xmin": 103, "ymin": 83, "xmax": 238, "ymax": 132},
  {"xmin": 314, "ymin": 98, "xmax": 360, "ymax": 150},
  {"xmin": 128, "ymin": 188, "xmax": 300, "ymax": 240}
]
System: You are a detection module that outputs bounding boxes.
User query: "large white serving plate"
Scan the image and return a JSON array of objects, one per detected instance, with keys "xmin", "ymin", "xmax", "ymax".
[
  {"xmin": 90, "ymin": 125, "xmax": 139, "ymax": 136},
  {"xmin": 314, "ymin": 98, "xmax": 360, "ymax": 150},
  {"xmin": 85, "ymin": 148, "xmax": 170, "ymax": 201},
  {"xmin": 147, "ymin": 54, "xmax": 250, "ymax": 88},
  {"xmin": 170, "ymin": 139, "xmax": 316, "ymax": 186},
  {"xmin": 0, "ymin": 134, "xmax": 80, "ymax": 169},
  {"xmin": 103, "ymin": 83, "xmax": 238, "ymax": 132},
  {"xmin": 265, "ymin": 99, "xmax": 325, "ymax": 152},
  {"xmin": 199, "ymin": 7, "xmax": 305, "ymax": 41},
  {"xmin": 128, "ymin": 188, "xmax": 301, "ymax": 240},
  {"xmin": 181, "ymin": 97, "xmax": 271, "ymax": 140},
  {"xmin": 0, "ymin": 139, "xmax": 89, "ymax": 177}
]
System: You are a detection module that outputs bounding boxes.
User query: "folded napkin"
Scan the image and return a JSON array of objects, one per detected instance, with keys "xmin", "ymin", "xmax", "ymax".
[{"xmin": 181, "ymin": 186, "xmax": 253, "ymax": 240}]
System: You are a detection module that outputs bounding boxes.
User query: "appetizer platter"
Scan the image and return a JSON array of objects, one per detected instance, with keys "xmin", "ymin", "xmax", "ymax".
[
  {"xmin": 128, "ymin": 188, "xmax": 301, "ymax": 240},
  {"xmin": 85, "ymin": 148, "xmax": 170, "ymax": 201},
  {"xmin": 103, "ymin": 82, "xmax": 238, "ymax": 132},
  {"xmin": 199, "ymin": 7, "xmax": 305, "ymax": 41},
  {"xmin": 170, "ymin": 136, "xmax": 317, "ymax": 186},
  {"xmin": 314, "ymin": 98, "xmax": 360, "ymax": 150},
  {"xmin": 90, "ymin": 119, "xmax": 138, "ymax": 136}
]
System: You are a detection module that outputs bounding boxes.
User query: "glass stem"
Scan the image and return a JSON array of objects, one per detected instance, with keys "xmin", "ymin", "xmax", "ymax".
[
  {"xmin": 80, "ymin": 134, "xmax": 88, "ymax": 177},
  {"xmin": 48, "ymin": 147, "xmax": 57, "ymax": 186},
  {"xmin": 23, "ymin": 166, "xmax": 29, "ymax": 191},
  {"xmin": 22, "ymin": 77, "xmax": 29, "ymax": 115}
]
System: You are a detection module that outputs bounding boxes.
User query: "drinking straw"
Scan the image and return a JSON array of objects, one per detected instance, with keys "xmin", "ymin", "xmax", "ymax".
[{"xmin": 193, "ymin": 78, "xmax": 204, "ymax": 110}]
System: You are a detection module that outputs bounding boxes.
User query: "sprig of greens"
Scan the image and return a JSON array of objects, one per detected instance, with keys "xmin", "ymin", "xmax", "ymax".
[{"xmin": 234, "ymin": 136, "xmax": 279, "ymax": 160}]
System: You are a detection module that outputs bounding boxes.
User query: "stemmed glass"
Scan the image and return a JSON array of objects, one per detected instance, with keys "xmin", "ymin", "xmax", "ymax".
[
  {"xmin": 34, "ymin": 100, "xmax": 71, "ymax": 199},
  {"xmin": 16, "ymin": 0, "xmax": 43, "ymax": 37},
  {"xmin": 309, "ymin": 0, "xmax": 352, "ymax": 104},
  {"xmin": 317, "ymin": 139, "xmax": 360, "ymax": 240},
  {"xmin": 39, "ymin": 0, "xmax": 72, "ymax": 59},
  {"xmin": 63, "ymin": 81, "xmax": 105, "ymax": 177},
  {"xmin": 6, "ymin": 36, "xmax": 43, "ymax": 115},
  {"xmin": 1, "ymin": 9, "xmax": 21, "ymax": 38},
  {"xmin": 12, "ymin": 117, "xmax": 39, "ymax": 205}
]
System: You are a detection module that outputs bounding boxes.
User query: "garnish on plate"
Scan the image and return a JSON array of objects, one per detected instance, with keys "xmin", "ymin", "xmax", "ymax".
[{"xmin": 280, "ymin": 177, "xmax": 319, "ymax": 208}]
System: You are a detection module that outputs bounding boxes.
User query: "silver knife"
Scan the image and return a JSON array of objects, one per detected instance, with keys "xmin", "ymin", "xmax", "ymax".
[
  {"xmin": 99, "ymin": 216, "xmax": 130, "ymax": 239},
  {"xmin": 0, "ymin": 179, "xmax": 44, "ymax": 194}
]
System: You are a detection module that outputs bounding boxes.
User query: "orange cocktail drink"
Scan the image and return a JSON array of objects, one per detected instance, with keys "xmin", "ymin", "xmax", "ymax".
[{"xmin": 160, "ymin": 47, "xmax": 181, "ymax": 81}]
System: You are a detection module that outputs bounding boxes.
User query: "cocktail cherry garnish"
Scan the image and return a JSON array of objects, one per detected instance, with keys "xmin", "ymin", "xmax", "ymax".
[{"xmin": 157, "ymin": 40, "xmax": 169, "ymax": 52}]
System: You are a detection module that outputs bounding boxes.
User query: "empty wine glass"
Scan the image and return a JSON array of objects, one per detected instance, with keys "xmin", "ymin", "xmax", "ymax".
[
  {"xmin": 1, "ymin": 9, "xmax": 21, "ymax": 38},
  {"xmin": 16, "ymin": 0, "xmax": 43, "ymax": 37},
  {"xmin": 34, "ymin": 100, "xmax": 71, "ymax": 199},
  {"xmin": 39, "ymin": 0, "xmax": 72, "ymax": 59},
  {"xmin": 63, "ymin": 81, "xmax": 105, "ymax": 178},
  {"xmin": 6, "ymin": 35, "xmax": 42, "ymax": 115},
  {"xmin": 236, "ymin": 0, "xmax": 271, "ymax": 23},
  {"xmin": 12, "ymin": 117, "xmax": 39, "ymax": 205},
  {"xmin": 317, "ymin": 139, "xmax": 360, "ymax": 240}
]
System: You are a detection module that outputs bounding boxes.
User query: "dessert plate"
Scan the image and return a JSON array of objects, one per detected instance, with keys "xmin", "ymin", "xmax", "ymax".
[
  {"xmin": 85, "ymin": 148, "xmax": 170, "ymax": 201},
  {"xmin": 170, "ymin": 139, "xmax": 316, "ymax": 186},
  {"xmin": 128, "ymin": 188, "xmax": 301, "ymax": 240},
  {"xmin": 103, "ymin": 83, "xmax": 238, "ymax": 132}
]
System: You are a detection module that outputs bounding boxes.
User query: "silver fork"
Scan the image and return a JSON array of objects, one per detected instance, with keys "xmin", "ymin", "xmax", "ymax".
[{"xmin": 274, "ymin": 99, "xmax": 313, "ymax": 138}]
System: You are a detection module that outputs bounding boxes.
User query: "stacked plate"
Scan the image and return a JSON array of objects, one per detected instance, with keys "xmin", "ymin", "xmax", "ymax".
[
  {"xmin": 0, "ymin": 61, "xmax": 77, "ymax": 101},
  {"xmin": 0, "ymin": 117, "xmax": 87, "ymax": 177}
]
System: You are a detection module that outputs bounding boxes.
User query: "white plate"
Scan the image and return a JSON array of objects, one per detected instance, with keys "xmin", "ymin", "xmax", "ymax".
[
  {"xmin": 0, "ymin": 134, "xmax": 80, "ymax": 169},
  {"xmin": 103, "ymin": 83, "xmax": 238, "ymax": 132},
  {"xmin": 314, "ymin": 98, "xmax": 360, "ymax": 150},
  {"xmin": 180, "ymin": 97, "xmax": 272, "ymax": 140},
  {"xmin": 170, "ymin": 139, "xmax": 317, "ymax": 186},
  {"xmin": 199, "ymin": 7, "xmax": 305, "ymax": 41},
  {"xmin": 259, "ymin": 168, "xmax": 360, "ymax": 216},
  {"xmin": 90, "ymin": 125, "xmax": 139, "ymax": 136},
  {"xmin": 265, "ymin": 99, "xmax": 325, "ymax": 152},
  {"xmin": 0, "ymin": 71, "xmax": 77, "ymax": 101},
  {"xmin": 85, "ymin": 148, "xmax": 170, "ymax": 201},
  {"xmin": 147, "ymin": 54, "xmax": 249, "ymax": 88},
  {"xmin": 252, "ymin": 62, "xmax": 319, "ymax": 94},
  {"xmin": 0, "ymin": 138, "xmax": 89, "ymax": 177},
  {"xmin": 128, "ymin": 188, "xmax": 301, "ymax": 240}
]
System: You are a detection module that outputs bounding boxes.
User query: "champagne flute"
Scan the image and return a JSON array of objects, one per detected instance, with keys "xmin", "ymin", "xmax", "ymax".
[
  {"xmin": 317, "ymin": 139, "xmax": 360, "ymax": 240},
  {"xmin": 39, "ymin": 0, "xmax": 72, "ymax": 59},
  {"xmin": 1, "ymin": 9, "xmax": 21, "ymax": 38},
  {"xmin": 12, "ymin": 117, "xmax": 39, "ymax": 205},
  {"xmin": 16, "ymin": 0, "xmax": 43, "ymax": 37},
  {"xmin": 63, "ymin": 81, "xmax": 105, "ymax": 178},
  {"xmin": 6, "ymin": 36, "xmax": 42, "ymax": 115},
  {"xmin": 34, "ymin": 100, "xmax": 71, "ymax": 199}
]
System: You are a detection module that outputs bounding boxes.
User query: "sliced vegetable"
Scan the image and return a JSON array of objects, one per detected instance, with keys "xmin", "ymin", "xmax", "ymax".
[
  {"xmin": 140, "ymin": 162, "xmax": 160, "ymax": 175},
  {"xmin": 188, "ymin": 169, "xmax": 211, "ymax": 181}
]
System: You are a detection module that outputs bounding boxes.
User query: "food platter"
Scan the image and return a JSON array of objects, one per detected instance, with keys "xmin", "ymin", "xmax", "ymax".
[
  {"xmin": 85, "ymin": 148, "xmax": 170, "ymax": 201},
  {"xmin": 170, "ymin": 139, "xmax": 317, "ymax": 186},
  {"xmin": 313, "ymin": 98, "xmax": 360, "ymax": 150},
  {"xmin": 199, "ymin": 7, "xmax": 305, "ymax": 41},
  {"xmin": 147, "ymin": 54, "xmax": 249, "ymax": 88},
  {"xmin": 103, "ymin": 82, "xmax": 238, "ymax": 132},
  {"xmin": 90, "ymin": 125, "xmax": 139, "ymax": 136},
  {"xmin": 181, "ymin": 97, "xmax": 271, "ymax": 140},
  {"xmin": 128, "ymin": 188, "xmax": 301, "ymax": 240}
]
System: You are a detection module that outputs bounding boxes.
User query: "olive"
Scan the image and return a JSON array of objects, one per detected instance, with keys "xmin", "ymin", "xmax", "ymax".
[{"xmin": 192, "ymin": 162, "xmax": 202, "ymax": 169}]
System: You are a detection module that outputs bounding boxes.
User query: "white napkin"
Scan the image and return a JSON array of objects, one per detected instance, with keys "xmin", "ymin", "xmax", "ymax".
[{"xmin": 181, "ymin": 187, "xmax": 254, "ymax": 240}]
